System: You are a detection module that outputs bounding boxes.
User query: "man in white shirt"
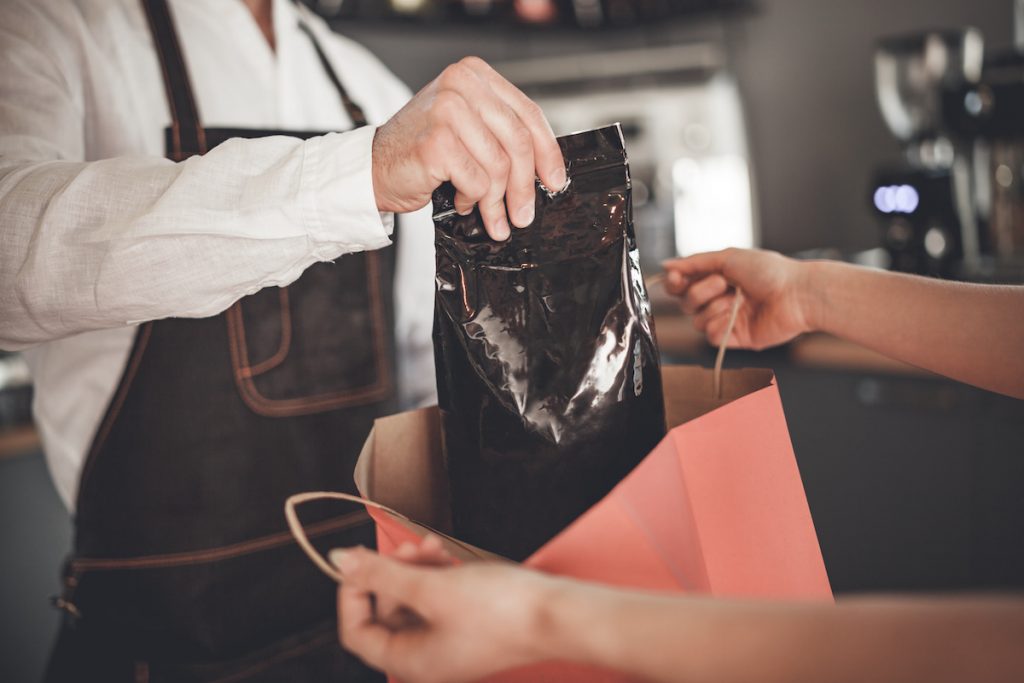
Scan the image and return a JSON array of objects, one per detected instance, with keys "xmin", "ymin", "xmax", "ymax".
[{"xmin": 0, "ymin": 0, "xmax": 565, "ymax": 679}]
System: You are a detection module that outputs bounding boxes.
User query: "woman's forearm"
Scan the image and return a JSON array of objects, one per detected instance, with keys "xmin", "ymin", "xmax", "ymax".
[
  {"xmin": 540, "ymin": 582, "xmax": 1024, "ymax": 683},
  {"xmin": 805, "ymin": 261, "xmax": 1024, "ymax": 399}
]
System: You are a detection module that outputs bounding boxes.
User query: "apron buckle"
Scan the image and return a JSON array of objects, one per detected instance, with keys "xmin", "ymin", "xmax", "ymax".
[
  {"xmin": 51, "ymin": 595, "xmax": 82, "ymax": 620},
  {"xmin": 52, "ymin": 570, "xmax": 82, "ymax": 621}
]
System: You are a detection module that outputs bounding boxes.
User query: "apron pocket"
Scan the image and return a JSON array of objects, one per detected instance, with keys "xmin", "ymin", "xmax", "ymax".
[{"xmin": 226, "ymin": 255, "xmax": 392, "ymax": 417}]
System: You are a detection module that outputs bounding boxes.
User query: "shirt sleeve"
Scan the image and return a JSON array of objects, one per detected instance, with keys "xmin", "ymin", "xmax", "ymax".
[{"xmin": 0, "ymin": 5, "xmax": 393, "ymax": 351}]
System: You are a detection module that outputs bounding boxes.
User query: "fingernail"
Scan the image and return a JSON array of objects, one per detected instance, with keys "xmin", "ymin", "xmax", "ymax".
[
  {"xmin": 329, "ymin": 549, "xmax": 359, "ymax": 576},
  {"xmin": 551, "ymin": 166, "xmax": 568, "ymax": 191},
  {"xmin": 668, "ymin": 271, "xmax": 683, "ymax": 286},
  {"xmin": 492, "ymin": 217, "xmax": 510, "ymax": 241},
  {"xmin": 457, "ymin": 205, "xmax": 473, "ymax": 216},
  {"xmin": 517, "ymin": 203, "xmax": 535, "ymax": 227}
]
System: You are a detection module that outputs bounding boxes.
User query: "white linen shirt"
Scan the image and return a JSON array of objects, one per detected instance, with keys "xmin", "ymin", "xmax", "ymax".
[{"xmin": 0, "ymin": 0, "xmax": 437, "ymax": 510}]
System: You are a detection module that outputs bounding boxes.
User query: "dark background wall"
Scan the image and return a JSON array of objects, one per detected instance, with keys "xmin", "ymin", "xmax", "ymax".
[{"xmin": 341, "ymin": 0, "xmax": 1014, "ymax": 254}]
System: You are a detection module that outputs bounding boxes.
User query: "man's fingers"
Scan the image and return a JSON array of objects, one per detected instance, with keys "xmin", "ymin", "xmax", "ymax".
[
  {"xmin": 478, "ymin": 196, "xmax": 510, "ymax": 241},
  {"xmin": 473, "ymin": 96, "xmax": 536, "ymax": 229},
  {"xmin": 452, "ymin": 190, "xmax": 474, "ymax": 216},
  {"xmin": 436, "ymin": 136, "xmax": 494, "ymax": 232},
  {"xmin": 680, "ymin": 274, "xmax": 729, "ymax": 315},
  {"xmin": 426, "ymin": 122, "xmax": 508, "ymax": 240},
  {"xmin": 445, "ymin": 98, "xmax": 517, "ymax": 235},
  {"xmin": 459, "ymin": 56, "xmax": 566, "ymax": 193},
  {"xmin": 439, "ymin": 66, "xmax": 536, "ymax": 228}
]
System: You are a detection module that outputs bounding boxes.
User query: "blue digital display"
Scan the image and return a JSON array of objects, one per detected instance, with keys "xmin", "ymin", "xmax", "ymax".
[{"xmin": 873, "ymin": 184, "xmax": 920, "ymax": 214}]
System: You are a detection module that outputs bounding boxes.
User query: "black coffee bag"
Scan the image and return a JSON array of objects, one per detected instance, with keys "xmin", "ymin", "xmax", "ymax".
[{"xmin": 431, "ymin": 124, "xmax": 666, "ymax": 560}]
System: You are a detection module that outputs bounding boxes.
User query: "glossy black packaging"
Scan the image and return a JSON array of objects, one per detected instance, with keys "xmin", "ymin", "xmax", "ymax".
[{"xmin": 431, "ymin": 124, "xmax": 666, "ymax": 561}]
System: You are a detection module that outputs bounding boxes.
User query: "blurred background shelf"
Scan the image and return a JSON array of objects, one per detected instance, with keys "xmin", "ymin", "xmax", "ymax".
[{"xmin": 0, "ymin": 426, "xmax": 41, "ymax": 461}]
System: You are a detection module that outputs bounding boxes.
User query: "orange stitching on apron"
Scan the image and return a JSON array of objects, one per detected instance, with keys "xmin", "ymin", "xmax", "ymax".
[
  {"xmin": 77, "ymin": 322, "xmax": 154, "ymax": 500},
  {"xmin": 70, "ymin": 510, "xmax": 368, "ymax": 571},
  {"xmin": 237, "ymin": 287, "xmax": 292, "ymax": 378},
  {"xmin": 207, "ymin": 630, "xmax": 336, "ymax": 683},
  {"xmin": 226, "ymin": 252, "xmax": 393, "ymax": 417}
]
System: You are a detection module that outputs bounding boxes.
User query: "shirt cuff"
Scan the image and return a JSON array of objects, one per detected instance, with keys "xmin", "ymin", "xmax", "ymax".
[{"xmin": 300, "ymin": 126, "xmax": 394, "ymax": 255}]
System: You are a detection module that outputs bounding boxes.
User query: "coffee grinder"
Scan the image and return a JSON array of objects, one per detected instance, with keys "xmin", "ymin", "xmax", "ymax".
[
  {"xmin": 873, "ymin": 4, "xmax": 1024, "ymax": 282},
  {"xmin": 871, "ymin": 28, "xmax": 983, "ymax": 278}
]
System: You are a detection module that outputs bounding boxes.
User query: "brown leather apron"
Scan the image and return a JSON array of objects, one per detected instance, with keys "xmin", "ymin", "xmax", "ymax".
[{"xmin": 45, "ymin": 1, "xmax": 393, "ymax": 680}]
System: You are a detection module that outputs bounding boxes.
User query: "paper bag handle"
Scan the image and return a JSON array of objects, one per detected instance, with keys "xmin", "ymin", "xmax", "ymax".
[
  {"xmin": 712, "ymin": 289, "xmax": 744, "ymax": 400},
  {"xmin": 646, "ymin": 273, "xmax": 743, "ymax": 400},
  {"xmin": 284, "ymin": 491, "xmax": 406, "ymax": 583}
]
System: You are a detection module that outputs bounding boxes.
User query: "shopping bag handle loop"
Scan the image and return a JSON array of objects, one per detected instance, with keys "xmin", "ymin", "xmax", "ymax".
[
  {"xmin": 713, "ymin": 288, "xmax": 744, "ymax": 400},
  {"xmin": 285, "ymin": 491, "xmax": 403, "ymax": 583}
]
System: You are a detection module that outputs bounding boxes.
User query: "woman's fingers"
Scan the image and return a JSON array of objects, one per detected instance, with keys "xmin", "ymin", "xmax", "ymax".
[
  {"xmin": 414, "ymin": 534, "xmax": 455, "ymax": 566},
  {"xmin": 705, "ymin": 315, "xmax": 745, "ymax": 349},
  {"xmin": 374, "ymin": 543, "xmax": 417, "ymax": 627},
  {"xmin": 665, "ymin": 269, "xmax": 689, "ymax": 295},
  {"xmin": 339, "ymin": 583, "xmax": 393, "ymax": 671},
  {"xmin": 663, "ymin": 249, "xmax": 731, "ymax": 281},
  {"xmin": 679, "ymin": 274, "xmax": 729, "ymax": 315},
  {"xmin": 692, "ymin": 294, "xmax": 736, "ymax": 332},
  {"xmin": 332, "ymin": 548, "xmax": 423, "ymax": 602}
]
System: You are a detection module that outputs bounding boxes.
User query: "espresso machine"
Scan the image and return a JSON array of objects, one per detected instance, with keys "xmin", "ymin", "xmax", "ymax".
[{"xmin": 872, "ymin": 9, "xmax": 1024, "ymax": 282}]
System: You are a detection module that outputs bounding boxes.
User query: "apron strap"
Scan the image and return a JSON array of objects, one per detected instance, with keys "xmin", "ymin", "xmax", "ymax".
[
  {"xmin": 140, "ymin": 0, "xmax": 371, "ymax": 162},
  {"xmin": 296, "ymin": 21, "xmax": 369, "ymax": 128},
  {"xmin": 141, "ymin": 0, "xmax": 207, "ymax": 159}
]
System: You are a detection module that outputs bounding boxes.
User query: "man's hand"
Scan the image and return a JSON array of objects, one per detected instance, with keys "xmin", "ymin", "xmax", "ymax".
[
  {"xmin": 662, "ymin": 248, "xmax": 819, "ymax": 351},
  {"xmin": 371, "ymin": 56, "xmax": 566, "ymax": 241}
]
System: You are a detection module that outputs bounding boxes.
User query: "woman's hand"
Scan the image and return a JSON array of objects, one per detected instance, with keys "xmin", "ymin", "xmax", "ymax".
[
  {"xmin": 372, "ymin": 56, "xmax": 566, "ymax": 242},
  {"xmin": 371, "ymin": 535, "xmax": 454, "ymax": 630},
  {"xmin": 663, "ymin": 248, "xmax": 820, "ymax": 350},
  {"xmin": 332, "ymin": 540, "xmax": 560, "ymax": 683}
]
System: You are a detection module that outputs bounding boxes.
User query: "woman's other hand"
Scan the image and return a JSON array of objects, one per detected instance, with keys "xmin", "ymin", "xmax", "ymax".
[{"xmin": 663, "ymin": 248, "xmax": 821, "ymax": 350}]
